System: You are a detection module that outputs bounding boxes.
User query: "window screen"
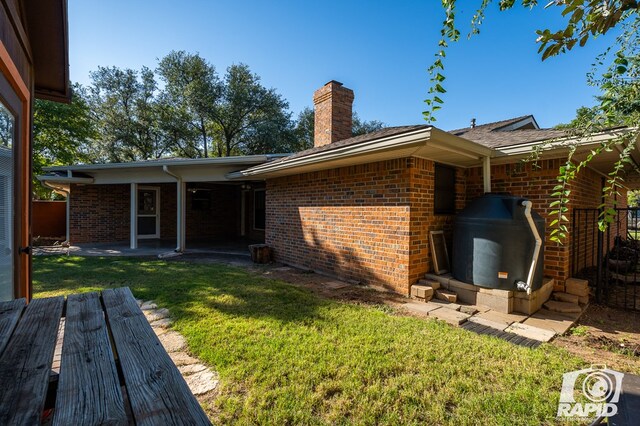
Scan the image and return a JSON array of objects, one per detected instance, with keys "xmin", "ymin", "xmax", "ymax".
[
  {"xmin": 0, "ymin": 101, "xmax": 14, "ymax": 301},
  {"xmin": 434, "ymin": 164, "xmax": 456, "ymax": 215}
]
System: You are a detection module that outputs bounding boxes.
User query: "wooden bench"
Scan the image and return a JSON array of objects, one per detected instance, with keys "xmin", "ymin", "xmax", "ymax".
[{"xmin": 0, "ymin": 287, "xmax": 211, "ymax": 425}]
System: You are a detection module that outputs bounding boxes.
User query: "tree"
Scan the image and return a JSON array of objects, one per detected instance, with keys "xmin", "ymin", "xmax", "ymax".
[
  {"xmin": 157, "ymin": 51, "xmax": 220, "ymax": 158},
  {"xmin": 33, "ymin": 83, "xmax": 97, "ymax": 198},
  {"xmin": 425, "ymin": 1, "xmax": 640, "ymax": 241},
  {"xmin": 293, "ymin": 107, "xmax": 386, "ymax": 149},
  {"xmin": 352, "ymin": 113, "xmax": 385, "ymax": 136},
  {"xmin": 294, "ymin": 107, "xmax": 315, "ymax": 150},
  {"xmin": 89, "ymin": 66, "xmax": 166, "ymax": 162},
  {"xmin": 554, "ymin": 106, "xmax": 600, "ymax": 129},
  {"xmin": 210, "ymin": 64, "xmax": 291, "ymax": 157}
]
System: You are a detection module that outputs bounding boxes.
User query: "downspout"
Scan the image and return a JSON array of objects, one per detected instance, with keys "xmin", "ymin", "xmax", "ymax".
[
  {"xmin": 162, "ymin": 165, "xmax": 185, "ymax": 253},
  {"xmin": 42, "ymin": 181, "xmax": 70, "ymax": 245},
  {"xmin": 520, "ymin": 200, "xmax": 542, "ymax": 295}
]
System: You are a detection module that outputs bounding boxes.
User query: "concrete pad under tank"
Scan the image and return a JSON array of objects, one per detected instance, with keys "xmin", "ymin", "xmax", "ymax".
[{"xmin": 424, "ymin": 273, "xmax": 554, "ymax": 315}]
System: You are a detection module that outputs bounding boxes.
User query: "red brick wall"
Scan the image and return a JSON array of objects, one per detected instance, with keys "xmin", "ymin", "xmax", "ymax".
[
  {"xmin": 266, "ymin": 158, "xmax": 462, "ymax": 294},
  {"xmin": 69, "ymin": 184, "xmax": 130, "ymax": 244},
  {"xmin": 266, "ymin": 159, "xmax": 413, "ymax": 293},
  {"xmin": 159, "ymin": 184, "xmax": 177, "ymax": 239}
]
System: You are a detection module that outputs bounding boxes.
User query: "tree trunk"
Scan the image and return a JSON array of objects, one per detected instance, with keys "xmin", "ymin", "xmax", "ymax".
[{"xmin": 200, "ymin": 118, "xmax": 208, "ymax": 158}]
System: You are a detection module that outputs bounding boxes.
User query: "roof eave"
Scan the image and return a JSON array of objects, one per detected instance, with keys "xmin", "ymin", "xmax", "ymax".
[
  {"xmin": 36, "ymin": 175, "xmax": 94, "ymax": 184},
  {"xmin": 23, "ymin": 0, "xmax": 71, "ymax": 103},
  {"xmin": 229, "ymin": 127, "xmax": 494, "ymax": 179},
  {"xmin": 43, "ymin": 154, "xmax": 289, "ymax": 173},
  {"xmin": 493, "ymin": 127, "xmax": 635, "ymax": 158}
]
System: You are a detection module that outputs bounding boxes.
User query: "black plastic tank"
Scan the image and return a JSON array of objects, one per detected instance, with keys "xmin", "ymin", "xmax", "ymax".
[{"xmin": 452, "ymin": 193, "xmax": 545, "ymax": 291}]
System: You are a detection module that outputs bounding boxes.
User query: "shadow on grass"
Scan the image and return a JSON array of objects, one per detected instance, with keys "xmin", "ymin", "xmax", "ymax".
[{"xmin": 33, "ymin": 256, "xmax": 326, "ymax": 324}]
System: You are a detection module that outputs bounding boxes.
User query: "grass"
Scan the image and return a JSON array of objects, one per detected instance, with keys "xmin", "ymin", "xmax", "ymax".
[
  {"xmin": 34, "ymin": 256, "xmax": 585, "ymax": 425},
  {"xmin": 571, "ymin": 325, "xmax": 589, "ymax": 337}
]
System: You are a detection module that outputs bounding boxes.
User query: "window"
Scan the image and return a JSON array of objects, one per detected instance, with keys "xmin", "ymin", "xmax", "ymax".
[
  {"xmin": 434, "ymin": 164, "xmax": 456, "ymax": 215},
  {"xmin": 254, "ymin": 190, "xmax": 266, "ymax": 230},
  {"xmin": 137, "ymin": 187, "xmax": 160, "ymax": 238}
]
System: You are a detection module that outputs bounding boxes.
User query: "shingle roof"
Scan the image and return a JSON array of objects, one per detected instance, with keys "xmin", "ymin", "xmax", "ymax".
[
  {"xmin": 449, "ymin": 115, "xmax": 567, "ymax": 149},
  {"xmin": 262, "ymin": 125, "xmax": 430, "ymax": 166},
  {"xmin": 258, "ymin": 115, "xmax": 569, "ymax": 167}
]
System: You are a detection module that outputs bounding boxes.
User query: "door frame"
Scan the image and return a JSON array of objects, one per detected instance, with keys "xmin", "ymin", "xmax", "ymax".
[
  {"xmin": 137, "ymin": 186, "xmax": 160, "ymax": 239},
  {"xmin": 0, "ymin": 40, "xmax": 31, "ymax": 300}
]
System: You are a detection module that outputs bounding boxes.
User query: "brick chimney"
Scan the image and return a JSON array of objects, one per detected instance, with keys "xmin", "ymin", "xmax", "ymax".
[{"xmin": 313, "ymin": 80, "xmax": 354, "ymax": 148}]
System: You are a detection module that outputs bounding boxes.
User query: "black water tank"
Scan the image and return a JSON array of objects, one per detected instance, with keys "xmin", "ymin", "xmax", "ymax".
[{"xmin": 452, "ymin": 193, "xmax": 545, "ymax": 291}]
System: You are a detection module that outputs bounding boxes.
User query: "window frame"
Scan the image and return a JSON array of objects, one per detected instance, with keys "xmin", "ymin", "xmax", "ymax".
[
  {"xmin": 137, "ymin": 186, "xmax": 161, "ymax": 239},
  {"xmin": 434, "ymin": 163, "xmax": 456, "ymax": 215}
]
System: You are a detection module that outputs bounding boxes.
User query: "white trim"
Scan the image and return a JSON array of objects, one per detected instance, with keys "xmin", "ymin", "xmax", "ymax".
[
  {"xmin": 162, "ymin": 166, "xmax": 185, "ymax": 252},
  {"xmin": 179, "ymin": 181, "xmax": 186, "ymax": 251},
  {"xmin": 253, "ymin": 189, "xmax": 266, "ymax": 231},
  {"xmin": 35, "ymin": 176, "xmax": 94, "ymax": 184},
  {"xmin": 483, "ymin": 156, "xmax": 491, "ymax": 193},
  {"xmin": 130, "ymin": 183, "xmax": 137, "ymax": 249},
  {"xmin": 43, "ymin": 154, "xmax": 288, "ymax": 172},
  {"xmin": 495, "ymin": 116, "xmax": 540, "ymax": 131},
  {"xmin": 493, "ymin": 128, "xmax": 633, "ymax": 157},
  {"xmin": 137, "ymin": 186, "xmax": 160, "ymax": 239}
]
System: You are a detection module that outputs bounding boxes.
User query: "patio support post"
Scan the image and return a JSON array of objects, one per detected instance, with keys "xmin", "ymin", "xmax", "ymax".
[
  {"xmin": 162, "ymin": 166, "xmax": 185, "ymax": 252},
  {"xmin": 178, "ymin": 180, "xmax": 186, "ymax": 252},
  {"xmin": 130, "ymin": 183, "xmax": 138, "ymax": 249},
  {"xmin": 483, "ymin": 156, "xmax": 491, "ymax": 194},
  {"xmin": 65, "ymin": 192, "xmax": 70, "ymax": 244}
]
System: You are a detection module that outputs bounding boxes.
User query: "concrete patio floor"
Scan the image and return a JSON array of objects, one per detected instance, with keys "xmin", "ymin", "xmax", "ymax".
[{"xmin": 34, "ymin": 239, "xmax": 258, "ymax": 257}]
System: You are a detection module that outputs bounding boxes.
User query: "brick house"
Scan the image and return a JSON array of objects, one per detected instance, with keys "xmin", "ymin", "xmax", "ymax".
[{"xmin": 40, "ymin": 81, "xmax": 637, "ymax": 297}]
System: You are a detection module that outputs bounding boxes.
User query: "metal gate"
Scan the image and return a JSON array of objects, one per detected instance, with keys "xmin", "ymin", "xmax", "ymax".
[{"xmin": 572, "ymin": 208, "xmax": 640, "ymax": 310}]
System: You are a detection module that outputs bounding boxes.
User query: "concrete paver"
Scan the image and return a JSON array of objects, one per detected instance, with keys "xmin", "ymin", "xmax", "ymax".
[
  {"xmin": 467, "ymin": 315, "xmax": 510, "ymax": 331},
  {"xmin": 505, "ymin": 322, "xmax": 555, "ymax": 342},
  {"xmin": 474, "ymin": 310, "xmax": 528, "ymax": 327},
  {"xmin": 403, "ymin": 301, "xmax": 442, "ymax": 316},
  {"xmin": 429, "ymin": 308, "xmax": 470, "ymax": 325}
]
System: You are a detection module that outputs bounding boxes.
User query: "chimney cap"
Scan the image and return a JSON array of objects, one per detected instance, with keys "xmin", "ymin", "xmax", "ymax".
[
  {"xmin": 471, "ymin": 118, "xmax": 476, "ymax": 128},
  {"xmin": 325, "ymin": 80, "xmax": 343, "ymax": 87}
]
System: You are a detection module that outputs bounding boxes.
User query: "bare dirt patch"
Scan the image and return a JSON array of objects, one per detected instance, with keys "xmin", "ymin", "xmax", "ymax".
[{"xmin": 552, "ymin": 303, "xmax": 640, "ymax": 374}]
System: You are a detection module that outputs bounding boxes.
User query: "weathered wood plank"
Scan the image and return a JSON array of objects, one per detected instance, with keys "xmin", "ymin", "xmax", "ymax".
[
  {"xmin": 53, "ymin": 292, "xmax": 128, "ymax": 426},
  {"xmin": 0, "ymin": 298, "xmax": 26, "ymax": 357},
  {"xmin": 0, "ymin": 296, "xmax": 64, "ymax": 425},
  {"xmin": 102, "ymin": 288, "xmax": 210, "ymax": 425}
]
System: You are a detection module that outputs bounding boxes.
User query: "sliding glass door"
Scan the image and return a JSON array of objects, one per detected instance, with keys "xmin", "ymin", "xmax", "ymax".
[{"xmin": 0, "ymin": 91, "xmax": 15, "ymax": 301}]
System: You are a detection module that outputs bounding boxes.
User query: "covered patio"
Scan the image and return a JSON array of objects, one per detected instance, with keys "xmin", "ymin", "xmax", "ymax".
[{"xmin": 38, "ymin": 156, "xmax": 284, "ymax": 254}]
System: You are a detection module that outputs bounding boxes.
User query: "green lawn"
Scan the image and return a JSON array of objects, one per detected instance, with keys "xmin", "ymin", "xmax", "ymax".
[{"xmin": 34, "ymin": 256, "xmax": 583, "ymax": 425}]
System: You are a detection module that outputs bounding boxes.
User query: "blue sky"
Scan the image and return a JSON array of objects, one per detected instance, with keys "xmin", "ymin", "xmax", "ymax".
[{"xmin": 69, "ymin": 1, "xmax": 616, "ymax": 130}]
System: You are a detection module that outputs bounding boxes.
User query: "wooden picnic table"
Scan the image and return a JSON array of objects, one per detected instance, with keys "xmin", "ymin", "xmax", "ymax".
[{"xmin": 0, "ymin": 287, "xmax": 211, "ymax": 425}]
